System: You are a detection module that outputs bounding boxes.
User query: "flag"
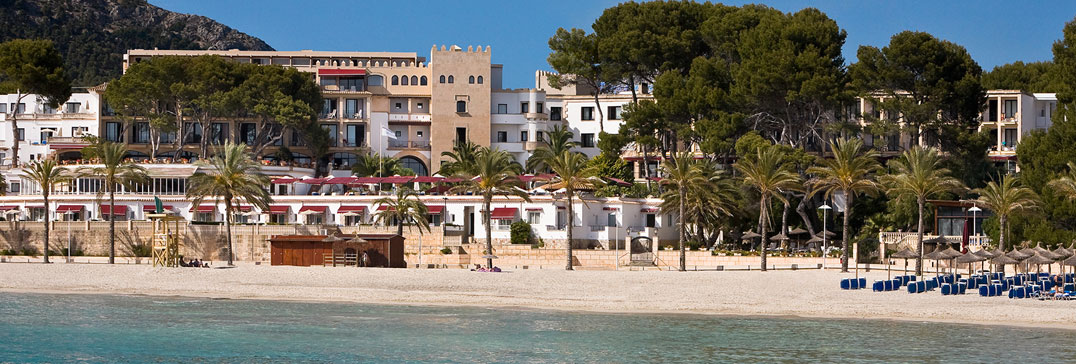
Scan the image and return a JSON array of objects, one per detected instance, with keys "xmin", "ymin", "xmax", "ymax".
[
  {"xmin": 154, "ymin": 196, "xmax": 164, "ymax": 214},
  {"xmin": 381, "ymin": 127, "xmax": 398, "ymax": 140}
]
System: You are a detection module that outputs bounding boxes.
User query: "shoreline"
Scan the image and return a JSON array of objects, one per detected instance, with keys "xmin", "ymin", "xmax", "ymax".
[{"xmin": 1, "ymin": 264, "xmax": 1074, "ymax": 331}]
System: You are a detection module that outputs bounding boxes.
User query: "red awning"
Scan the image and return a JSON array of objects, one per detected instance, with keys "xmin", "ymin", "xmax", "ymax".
[
  {"xmin": 56, "ymin": 205, "xmax": 84, "ymax": 213},
  {"xmin": 325, "ymin": 177, "xmax": 358, "ymax": 184},
  {"xmin": 411, "ymin": 176, "xmax": 444, "ymax": 183},
  {"xmin": 271, "ymin": 177, "xmax": 297, "ymax": 184},
  {"xmin": 376, "ymin": 205, "xmax": 392, "ymax": 211},
  {"xmin": 602, "ymin": 207, "xmax": 619, "ymax": 211},
  {"xmin": 0, "ymin": 205, "xmax": 18, "ymax": 211},
  {"xmin": 354, "ymin": 177, "xmax": 383, "ymax": 184},
  {"xmin": 525, "ymin": 207, "xmax": 543, "ymax": 211},
  {"xmin": 425, "ymin": 185, "xmax": 451, "ymax": 194},
  {"xmin": 190, "ymin": 205, "xmax": 216, "ymax": 213},
  {"xmin": 518, "ymin": 175, "xmax": 536, "ymax": 182},
  {"xmin": 298, "ymin": 178, "xmax": 328, "ymax": 184},
  {"xmin": 490, "ymin": 207, "xmax": 517, "ymax": 220},
  {"xmin": 317, "ymin": 68, "xmax": 367, "ymax": 76},
  {"xmin": 647, "ymin": 177, "xmax": 663, "ymax": 182},
  {"xmin": 143, "ymin": 205, "xmax": 174, "ymax": 212},
  {"xmin": 337, "ymin": 205, "xmax": 367, "ymax": 214},
  {"xmin": 268, "ymin": 206, "xmax": 290, "ymax": 215},
  {"xmin": 298, "ymin": 206, "xmax": 328, "ymax": 214},
  {"xmin": 237, "ymin": 205, "xmax": 253, "ymax": 212},
  {"xmin": 100, "ymin": 205, "xmax": 128, "ymax": 215},
  {"xmin": 641, "ymin": 207, "xmax": 660, "ymax": 213},
  {"xmin": 382, "ymin": 176, "xmax": 414, "ymax": 184},
  {"xmin": 426, "ymin": 206, "xmax": 445, "ymax": 214}
]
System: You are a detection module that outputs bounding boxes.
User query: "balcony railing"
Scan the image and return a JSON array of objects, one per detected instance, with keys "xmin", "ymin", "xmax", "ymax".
[
  {"xmin": 388, "ymin": 113, "xmax": 432, "ymax": 123},
  {"xmin": 387, "ymin": 140, "xmax": 431, "ymax": 150}
]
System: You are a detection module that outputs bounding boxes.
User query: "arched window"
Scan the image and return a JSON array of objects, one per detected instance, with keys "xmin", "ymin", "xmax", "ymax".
[
  {"xmin": 468, "ymin": 75, "xmax": 475, "ymax": 84},
  {"xmin": 391, "ymin": 75, "xmax": 399, "ymax": 85},
  {"xmin": 399, "ymin": 156, "xmax": 428, "ymax": 176},
  {"xmin": 447, "ymin": 75, "xmax": 454, "ymax": 83},
  {"xmin": 439, "ymin": 75, "xmax": 445, "ymax": 83},
  {"xmin": 477, "ymin": 76, "xmax": 484, "ymax": 84},
  {"xmin": 456, "ymin": 101, "xmax": 466, "ymax": 113},
  {"xmin": 401, "ymin": 75, "xmax": 409, "ymax": 85},
  {"xmin": 368, "ymin": 75, "xmax": 383, "ymax": 86},
  {"xmin": 410, "ymin": 76, "xmax": 418, "ymax": 85},
  {"xmin": 420, "ymin": 76, "xmax": 428, "ymax": 85}
]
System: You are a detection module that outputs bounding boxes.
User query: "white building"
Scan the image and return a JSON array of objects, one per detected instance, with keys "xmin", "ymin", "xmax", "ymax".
[{"xmin": 0, "ymin": 92, "xmax": 101, "ymax": 166}]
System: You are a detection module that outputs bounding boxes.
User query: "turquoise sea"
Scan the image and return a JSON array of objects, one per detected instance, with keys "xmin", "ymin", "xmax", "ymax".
[{"xmin": 0, "ymin": 292, "xmax": 1068, "ymax": 363}]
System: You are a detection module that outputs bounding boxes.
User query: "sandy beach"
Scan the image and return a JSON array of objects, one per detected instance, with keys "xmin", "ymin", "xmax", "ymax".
[{"xmin": 1, "ymin": 263, "xmax": 1074, "ymax": 330}]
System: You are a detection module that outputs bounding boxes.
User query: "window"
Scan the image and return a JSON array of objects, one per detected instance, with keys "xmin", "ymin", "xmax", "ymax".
[
  {"xmin": 320, "ymin": 77, "xmax": 337, "ymax": 87},
  {"xmin": 496, "ymin": 131, "xmax": 508, "ymax": 143},
  {"xmin": 550, "ymin": 107, "xmax": 562, "ymax": 121},
  {"xmin": 367, "ymin": 75, "xmax": 383, "ymax": 86},
  {"xmin": 321, "ymin": 99, "xmax": 338, "ymax": 119},
  {"xmin": 401, "ymin": 75, "xmax": 409, "ymax": 85},
  {"xmin": 345, "ymin": 124, "xmax": 365, "ymax": 147},
  {"xmin": 608, "ymin": 106, "xmax": 622, "ymax": 120},
  {"xmin": 15, "ymin": 128, "xmax": 24, "ymax": 142},
  {"xmin": 536, "ymin": 102, "xmax": 543, "ymax": 113},
  {"xmin": 210, "ymin": 123, "xmax": 229, "ymax": 144},
  {"xmin": 394, "ymin": 130, "xmax": 402, "ymax": 139},
  {"xmin": 527, "ymin": 211, "xmax": 541, "ymax": 224},
  {"xmin": 581, "ymin": 133, "xmax": 595, "ymax": 148},
  {"xmin": 416, "ymin": 102, "xmax": 424, "ymax": 111},
  {"xmin": 391, "ymin": 75, "xmax": 399, "ymax": 85},
  {"xmin": 239, "ymin": 123, "xmax": 257, "ymax": 144},
  {"xmin": 521, "ymin": 102, "xmax": 529, "ymax": 114},
  {"xmin": 477, "ymin": 76, "xmax": 483, "ymax": 84},
  {"xmin": 322, "ymin": 124, "xmax": 338, "ymax": 147},
  {"xmin": 345, "ymin": 99, "xmax": 362, "ymax": 119},
  {"xmin": 1003, "ymin": 100, "xmax": 1018, "ymax": 118},
  {"xmin": 104, "ymin": 122, "xmax": 122, "ymax": 142},
  {"xmin": 0, "ymin": 103, "xmax": 5, "ymax": 113},
  {"xmin": 448, "ymin": 75, "xmax": 454, "ymax": 83},
  {"xmin": 581, "ymin": 107, "xmax": 595, "ymax": 120},
  {"xmin": 439, "ymin": 75, "xmax": 446, "ymax": 83},
  {"xmin": 40, "ymin": 129, "xmax": 54, "ymax": 144},
  {"xmin": 395, "ymin": 102, "xmax": 403, "ymax": 110},
  {"xmin": 15, "ymin": 103, "xmax": 26, "ymax": 114},
  {"xmin": 456, "ymin": 127, "xmax": 467, "ymax": 143},
  {"xmin": 497, "ymin": 104, "xmax": 508, "ymax": 114},
  {"xmin": 133, "ymin": 122, "xmax": 150, "ymax": 144},
  {"xmin": 645, "ymin": 214, "xmax": 656, "ymax": 228},
  {"xmin": 468, "ymin": 75, "xmax": 475, "ymax": 84},
  {"xmin": 1003, "ymin": 128, "xmax": 1018, "ymax": 147},
  {"xmin": 65, "ymin": 102, "xmax": 81, "ymax": 113},
  {"xmin": 521, "ymin": 131, "xmax": 528, "ymax": 142},
  {"xmin": 607, "ymin": 213, "xmax": 618, "ymax": 227},
  {"xmin": 456, "ymin": 100, "xmax": 467, "ymax": 113},
  {"xmin": 420, "ymin": 76, "xmax": 428, "ymax": 85},
  {"xmin": 185, "ymin": 123, "xmax": 202, "ymax": 144},
  {"xmin": 416, "ymin": 130, "xmax": 423, "ymax": 138},
  {"xmin": 340, "ymin": 77, "xmax": 363, "ymax": 91},
  {"xmin": 71, "ymin": 126, "xmax": 88, "ymax": 137}
]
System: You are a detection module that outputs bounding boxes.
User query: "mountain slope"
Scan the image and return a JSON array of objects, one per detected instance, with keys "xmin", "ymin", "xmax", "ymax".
[{"xmin": 0, "ymin": 0, "xmax": 274, "ymax": 86}]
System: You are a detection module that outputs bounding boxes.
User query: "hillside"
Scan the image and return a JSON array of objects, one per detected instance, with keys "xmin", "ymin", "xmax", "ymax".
[{"xmin": 0, "ymin": 0, "xmax": 274, "ymax": 86}]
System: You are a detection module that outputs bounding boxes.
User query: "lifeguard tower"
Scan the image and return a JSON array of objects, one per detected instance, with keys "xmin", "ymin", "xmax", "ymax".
[{"xmin": 148, "ymin": 213, "xmax": 184, "ymax": 267}]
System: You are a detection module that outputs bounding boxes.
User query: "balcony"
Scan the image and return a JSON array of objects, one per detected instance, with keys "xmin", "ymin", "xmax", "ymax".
[
  {"xmin": 524, "ymin": 112, "xmax": 548, "ymax": 120},
  {"xmin": 321, "ymin": 85, "xmax": 368, "ymax": 94},
  {"xmin": 491, "ymin": 142, "xmax": 524, "ymax": 153},
  {"xmin": 387, "ymin": 113, "xmax": 431, "ymax": 124},
  {"xmin": 387, "ymin": 140, "xmax": 431, "ymax": 150}
]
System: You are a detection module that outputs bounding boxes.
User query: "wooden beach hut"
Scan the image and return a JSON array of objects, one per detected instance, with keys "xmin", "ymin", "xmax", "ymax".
[{"xmin": 269, "ymin": 233, "xmax": 405, "ymax": 268}]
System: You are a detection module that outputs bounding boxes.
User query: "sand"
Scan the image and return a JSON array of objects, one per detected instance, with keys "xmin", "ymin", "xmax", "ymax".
[{"xmin": 1, "ymin": 263, "xmax": 1074, "ymax": 330}]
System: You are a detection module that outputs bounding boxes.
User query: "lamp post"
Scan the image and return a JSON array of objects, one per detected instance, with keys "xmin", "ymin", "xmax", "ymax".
[
  {"xmin": 969, "ymin": 206, "xmax": 982, "ymax": 247},
  {"xmin": 65, "ymin": 210, "xmax": 74, "ymax": 263},
  {"xmin": 819, "ymin": 204, "xmax": 831, "ymax": 270},
  {"xmin": 442, "ymin": 196, "xmax": 448, "ymax": 249}
]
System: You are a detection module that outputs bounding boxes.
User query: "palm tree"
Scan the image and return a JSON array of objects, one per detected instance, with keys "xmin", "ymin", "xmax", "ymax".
[
  {"xmin": 660, "ymin": 153, "xmax": 711, "ymax": 271},
  {"xmin": 1048, "ymin": 162, "xmax": 1076, "ymax": 201},
  {"xmin": 526, "ymin": 125, "xmax": 576, "ymax": 173},
  {"xmin": 352, "ymin": 153, "xmax": 407, "ymax": 177},
  {"xmin": 450, "ymin": 147, "xmax": 530, "ymax": 269},
  {"xmin": 373, "ymin": 186, "xmax": 431, "ymax": 237},
  {"xmin": 438, "ymin": 140, "xmax": 481, "ymax": 176},
  {"xmin": 879, "ymin": 146, "xmax": 965, "ymax": 275},
  {"xmin": 186, "ymin": 142, "xmax": 273, "ymax": 266},
  {"xmin": 660, "ymin": 162, "xmax": 738, "ymax": 249},
  {"xmin": 21, "ymin": 160, "xmax": 72, "ymax": 263},
  {"xmin": 78, "ymin": 141, "xmax": 149, "ymax": 264},
  {"xmin": 974, "ymin": 175, "xmax": 1038, "ymax": 251},
  {"xmin": 735, "ymin": 148, "xmax": 801, "ymax": 272},
  {"xmin": 807, "ymin": 137, "xmax": 881, "ymax": 273},
  {"xmin": 540, "ymin": 150, "xmax": 601, "ymax": 270}
]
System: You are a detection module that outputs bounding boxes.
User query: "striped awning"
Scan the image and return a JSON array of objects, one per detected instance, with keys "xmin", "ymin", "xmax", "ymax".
[
  {"xmin": 56, "ymin": 205, "xmax": 84, "ymax": 213},
  {"xmin": 490, "ymin": 208, "xmax": 517, "ymax": 220},
  {"xmin": 268, "ymin": 206, "xmax": 290, "ymax": 215},
  {"xmin": 143, "ymin": 205, "xmax": 173, "ymax": 212},
  {"xmin": 100, "ymin": 205, "xmax": 128, "ymax": 215},
  {"xmin": 190, "ymin": 205, "xmax": 216, "ymax": 213}
]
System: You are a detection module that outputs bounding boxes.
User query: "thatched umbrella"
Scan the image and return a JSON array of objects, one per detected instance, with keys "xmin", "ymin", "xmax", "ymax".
[
  {"xmin": 891, "ymin": 248, "xmax": 918, "ymax": 278},
  {"xmin": 806, "ymin": 235, "xmax": 824, "ymax": 254},
  {"xmin": 940, "ymin": 244, "xmax": 963, "ymax": 276},
  {"xmin": 1052, "ymin": 245, "xmax": 1074, "ymax": 259},
  {"xmin": 771, "ymin": 232, "xmax": 790, "ymax": 251},
  {"xmin": 741, "ymin": 230, "xmax": 761, "ymax": 239},
  {"xmin": 1025, "ymin": 253, "xmax": 1058, "ymax": 276},
  {"xmin": 955, "ymin": 252, "xmax": 987, "ymax": 278},
  {"xmin": 991, "ymin": 255, "xmax": 1020, "ymax": 277},
  {"xmin": 924, "ymin": 245, "xmax": 950, "ymax": 278},
  {"xmin": 1007, "ymin": 248, "xmax": 1033, "ymax": 275},
  {"xmin": 972, "ymin": 249, "xmax": 996, "ymax": 275},
  {"xmin": 1062, "ymin": 254, "xmax": 1076, "ymax": 280},
  {"xmin": 788, "ymin": 227, "xmax": 809, "ymax": 235}
]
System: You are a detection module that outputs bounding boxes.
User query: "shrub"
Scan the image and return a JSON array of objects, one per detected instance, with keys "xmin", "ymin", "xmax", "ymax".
[
  {"xmin": 510, "ymin": 220, "xmax": 533, "ymax": 245},
  {"xmin": 0, "ymin": 249, "xmax": 16, "ymax": 255},
  {"xmin": 686, "ymin": 241, "xmax": 704, "ymax": 251},
  {"xmin": 440, "ymin": 247, "xmax": 452, "ymax": 255}
]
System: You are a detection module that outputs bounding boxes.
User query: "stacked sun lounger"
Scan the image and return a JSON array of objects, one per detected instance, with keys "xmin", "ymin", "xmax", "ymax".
[{"xmin": 840, "ymin": 277, "xmax": 867, "ymax": 290}]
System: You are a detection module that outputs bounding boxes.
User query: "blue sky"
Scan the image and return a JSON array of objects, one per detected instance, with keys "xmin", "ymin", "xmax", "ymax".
[{"xmin": 152, "ymin": 0, "xmax": 1076, "ymax": 89}]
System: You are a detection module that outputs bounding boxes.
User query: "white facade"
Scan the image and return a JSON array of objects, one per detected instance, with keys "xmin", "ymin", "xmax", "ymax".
[{"xmin": 0, "ymin": 93, "xmax": 101, "ymax": 165}]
